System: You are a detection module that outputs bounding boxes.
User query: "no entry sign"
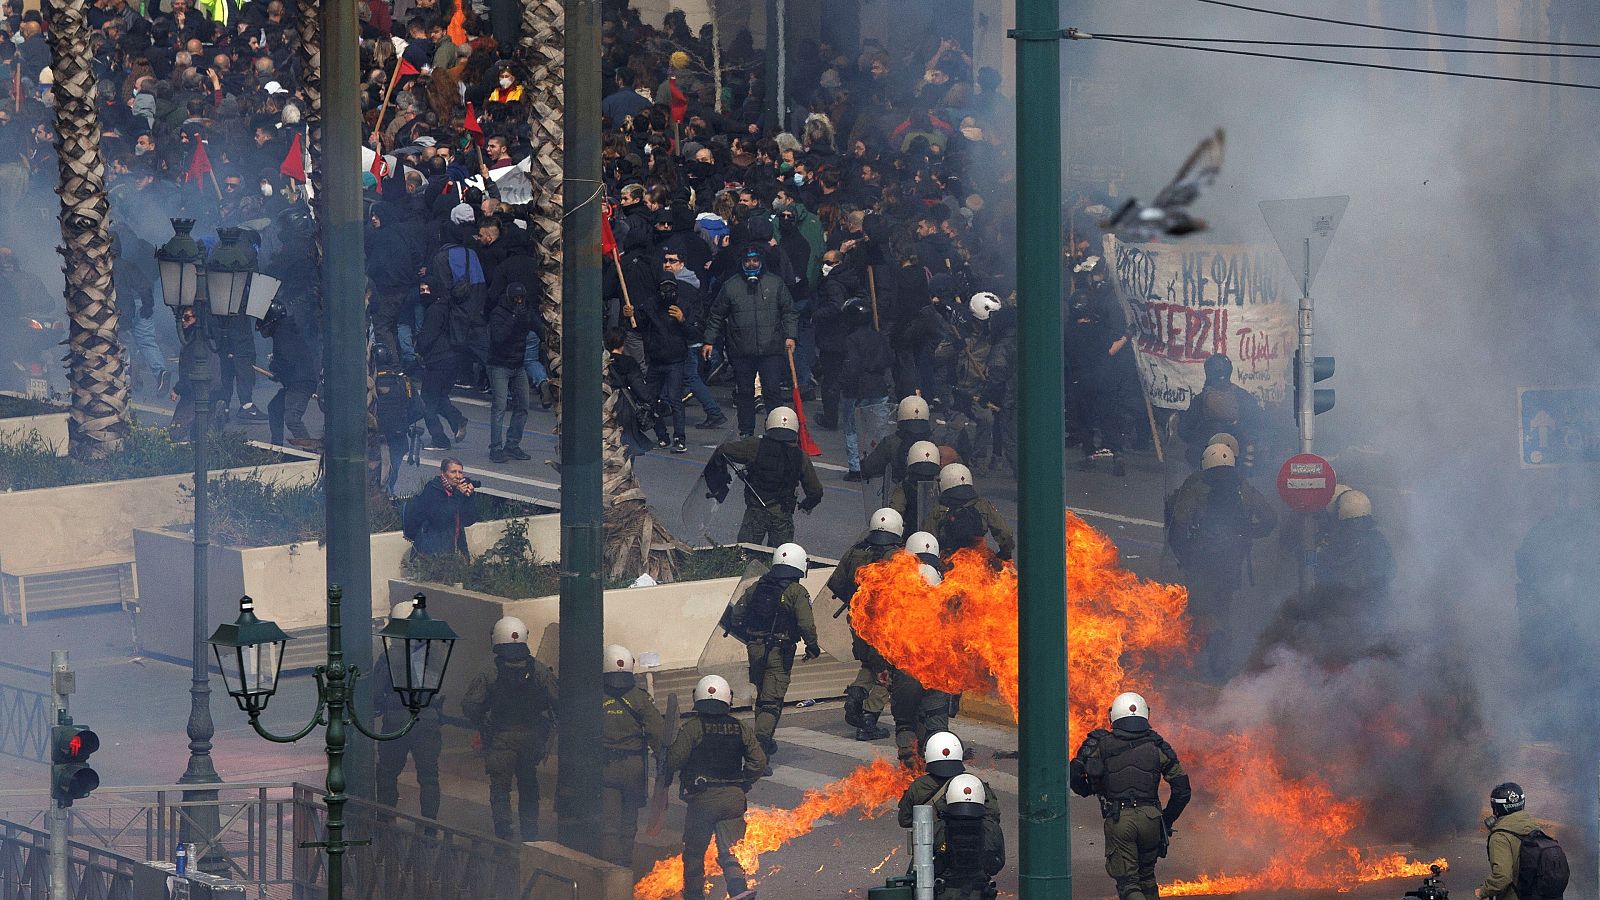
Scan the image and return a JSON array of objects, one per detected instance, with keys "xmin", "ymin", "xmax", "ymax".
[{"xmin": 1277, "ymin": 453, "xmax": 1336, "ymax": 512}]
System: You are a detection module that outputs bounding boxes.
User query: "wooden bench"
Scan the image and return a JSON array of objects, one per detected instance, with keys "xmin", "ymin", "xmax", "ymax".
[{"xmin": 1, "ymin": 559, "xmax": 138, "ymax": 626}]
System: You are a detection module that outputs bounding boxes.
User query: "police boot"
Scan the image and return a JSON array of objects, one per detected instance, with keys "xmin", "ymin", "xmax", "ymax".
[
  {"xmin": 843, "ymin": 686, "xmax": 867, "ymax": 729},
  {"xmin": 854, "ymin": 711, "xmax": 890, "ymax": 742}
]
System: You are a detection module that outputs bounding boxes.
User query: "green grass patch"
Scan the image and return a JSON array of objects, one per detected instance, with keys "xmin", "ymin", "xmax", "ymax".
[{"xmin": 0, "ymin": 394, "xmax": 65, "ymax": 418}]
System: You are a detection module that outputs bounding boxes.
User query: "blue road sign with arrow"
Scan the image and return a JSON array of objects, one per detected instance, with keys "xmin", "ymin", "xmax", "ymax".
[{"xmin": 1520, "ymin": 388, "xmax": 1600, "ymax": 466}]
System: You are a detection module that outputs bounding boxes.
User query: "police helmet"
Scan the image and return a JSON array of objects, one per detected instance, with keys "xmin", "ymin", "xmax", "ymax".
[
  {"xmin": 492, "ymin": 616, "xmax": 528, "ymax": 645},
  {"xmin": 764, "ymin": 406, "xmax": 799, "ymax": 443},
  {"xmin": 694, "ymin": 674, "xmax": 733, "ymax": 714},
  {"xmin": 1109, "ymin": 691, "xmax": 1148, "ymax": 724},
  {"xmin": 906, "ymin": 531, "xmax": 941, "ymax": 565},
  {"xmin": 840, "ymin": 297, "xmax": 872, "ymax": 330},
  {"xmin": 944, "ymin": 773, "xmax": 987, "ymax": 818},
  {"xmin": 867, "ymin": 508, "xmax": 904, "ymax": 545},
  {"xmin": 906, "ymin": 441, "xmax": 940, "ymax": 476},
  {"xmin": 1489, "ymin": 782, "xmax": 1525, "ymax": 816},
  {"xmin": 938, "ymin": 463, "xmax": 976, "ymax": 500},
  {"xmin": 602, "ymin": 644, "xmax": 636, "ymax": 690},
  {"xmin": 771, "ymin": 542, "xmax": 808, "ymax": 575},
  {"xmin": 924, "ymin": 731, "xmax": 965, "ymax": 777}
]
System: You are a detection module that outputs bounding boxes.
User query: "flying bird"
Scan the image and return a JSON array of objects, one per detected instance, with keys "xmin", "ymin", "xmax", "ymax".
[{"xmin": 1100, "ymin": 128, "xmax": 1225, "ymax": 243}]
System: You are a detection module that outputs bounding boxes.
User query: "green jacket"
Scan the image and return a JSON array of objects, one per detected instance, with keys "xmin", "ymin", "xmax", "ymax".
[
  {"xmin": 773, "ymin": 202, "xmax": 824, "ymax": 289},
  {"xmin": 602, "ymin": 685, "xmax": 666, "ymax": 759},
  {"xmin": 1480, "ymin": 810, "xmax": 1540, "ymax": 900},
  {"xmin": 716, "ymin": 435, "xmax": 823, "ymax": 509},
  {"xmin": 664, "ymin": 713, "xmax": 767, "ymax": 789},
  {"xmin": 922, "ymin": 496, "xmax": 1015, "ymax": 561},
  {"xmin": 703, "ymin": 271, "xmax": 797, "ymax": 358}
]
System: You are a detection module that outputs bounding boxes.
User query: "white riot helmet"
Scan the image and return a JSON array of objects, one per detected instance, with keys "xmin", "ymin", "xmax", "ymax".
[
  {"xmin": 1109, "ymin": 691, "xmax": 1149, "ymax": 724},
  {"xmin": 764, "ymin": 406, "xmax": 799, "ymax": 443},
  {"xmin": 1200, "ymin": 442, "xmax": 1236, "ymax": 470},
  {"xmin": 906, "ymin": 531, "xmax": 941, "ymax": 564},
  {"xmin": 968, "ymin": 292, "xmax": 1002, "ymax": 321},
  {"xmin": 1336, "ymin": 490, "xmax": 1372, "ymax": 520},
  {"xmin": 907, "ymin": 441, "xmax": 940, "ymax": 476},
  {"xmin": 897, "ymin": 395, "xmax": 930, "ymax": 423},
  {"xmin": 1327, "ymin": 483, "xmax": 1353, "ymax": 513},
  {"xmin": 772, "ymin": 542, "xmax": 808, "ymax": 574},
  {"xmin": 919, "ymin": 563, "xmax": 943, "ymax": 586},
  {"xmin": 602, "ymin": 644, "xmax": 636, "ymax": 690},
  {"xmin": 867, "ymin": 508, "xmax": 905, "ymax": 546},
  {"xmin": 492, "ymin": 616, "xmax": 528, "ymax": 645},
  {"xmin": 944, "ymin": 773, "xmax": 988, "ymax": 818},
  {"xmin": 938, "ymin": 463, "xmax": 975, "ymax": 498},
  {"xmin": 924, "ymin": 731, "xmax": 966, "ymax": 777},
  {"xmin": 694, "ymin": 674, "xmax": 733, "ymax": 713}
]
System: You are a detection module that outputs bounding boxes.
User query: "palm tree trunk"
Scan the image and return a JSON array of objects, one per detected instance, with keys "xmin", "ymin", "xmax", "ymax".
[
  {"xmin": 523, "ymin": 0, "xmax": 685, "ymax": 581},
  {"xmin": 47, "ymin": 0, "xmax": 129, "ymax": 458}
]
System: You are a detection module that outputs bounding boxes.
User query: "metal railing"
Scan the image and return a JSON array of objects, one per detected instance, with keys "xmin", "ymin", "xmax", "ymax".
[
  {"xmin": 0, "ymin": 783, "xmax": 555, "ymax": 900},
  {"xmin": 291, "ymin": 786, "xmax": 542, "ymax": 900},
  {"xmin": 0, "ymin": 682, "xmax": 49, "ymax": 764},
  {"xmin": 0, "ymin": 782, "xmax": 294, "ymax": 897},
  {"xmin": 0, "ymin": 819, "xmax": 138, "ymax": 900}
]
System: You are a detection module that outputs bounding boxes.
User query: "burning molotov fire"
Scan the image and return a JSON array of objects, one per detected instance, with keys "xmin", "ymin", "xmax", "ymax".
[
  {"xmin": 850, "ymin": 513, "xmax": 1444, "ymax": 894},
  {"xmin": 632, "ymin": 756, "xmax": 914, "ymax": 900}
]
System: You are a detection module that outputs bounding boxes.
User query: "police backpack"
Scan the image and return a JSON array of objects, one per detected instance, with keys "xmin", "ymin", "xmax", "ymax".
[
  {"xmin": 941, "ymin": 502, "xmax": 988, "ymax": 551},
  {"xmin": 1492, "ymin": 828, "xmax": 1569, "ymax": 899}
]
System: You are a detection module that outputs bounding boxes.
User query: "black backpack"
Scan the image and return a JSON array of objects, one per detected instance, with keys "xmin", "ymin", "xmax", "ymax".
[
  {"xmin": 941, "ymin": 501, "xmax": 988, "ymax": 551},
  {"xmin": 1493, "ymin": 828, "xmax": 1568, "ymax": 899}
]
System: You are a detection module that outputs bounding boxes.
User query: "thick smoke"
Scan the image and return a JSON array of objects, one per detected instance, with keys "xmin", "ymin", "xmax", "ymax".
[{"xmin": 1071, "ymin": 0, "xmax": 1600, "ymax": 844}]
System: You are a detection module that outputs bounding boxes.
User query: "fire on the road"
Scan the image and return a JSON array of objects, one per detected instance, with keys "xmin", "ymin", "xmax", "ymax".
[
  {"xmin": 850, "ymin": 513, "xmax": 1443, "ymax": 894},
  {"xmin": 632, "ymin": 756, "xmax": 914, "ymax": 900}
]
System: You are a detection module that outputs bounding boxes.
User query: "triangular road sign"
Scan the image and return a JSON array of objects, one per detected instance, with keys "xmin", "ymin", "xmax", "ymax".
[{"xmin": 1259, "ymin": 195, "xmax": 1349, "ymax": 293}]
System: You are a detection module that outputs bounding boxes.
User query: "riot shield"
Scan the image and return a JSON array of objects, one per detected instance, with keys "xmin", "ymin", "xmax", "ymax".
[
  {"xmin": 857, "ymin": 401, "xmax": 896, "ymax": 517},
  {"xmin": 908, "ymin": 477, "xmax": 942, "ymax": 535},
  {"xmin": 680, "ymin": 468, "xmax": 741, "ymax": 546},
  {"xmin": 696, "ymin": 559, "xmax": 769, "ymax": 701}
]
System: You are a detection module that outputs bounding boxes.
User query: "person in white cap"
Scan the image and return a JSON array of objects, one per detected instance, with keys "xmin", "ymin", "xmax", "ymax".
[
  {"xmin": 663, "ymin": 675, "xmax": 766, "ymax": 900},
  {"xmin": 726, "ymin": 543, "xmax": 820, "ymax": 759},
  {"xmin": 460, "ymin": 616, "xmax": 559, "ymax": 841},
  {"xmin": 1071, "ymin": 692, "xmax": 1191, "ymax": 900},
  {"xmin": 922, "ymin": 463, "xmax": 1014, "ymax": 560},
  {"xmin": 598, "ymin": 644, "xmax": 665, "ymax": 866},
  {"xmin": 1164, "ymin": 441, "xmax": 1277, "ymax": 679},
  {"xmin": 704, "ymin": 407, "xmax": 824, "ymax": 545},
  {"xmin": 828, "ymin": 508, "xmax": 905, "ymax": 741}
]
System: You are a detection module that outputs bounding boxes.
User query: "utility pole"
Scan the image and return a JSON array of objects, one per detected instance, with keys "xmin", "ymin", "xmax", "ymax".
[
  {"xmin": 1010, "ymin": 0, "xmax": 1071, "ymax": 895},
  {"xmin": 555, "ymin": 0, "xmax": 604, "ymax": 857},
  {"xmin": 319, "ymin": 0, "xmax": 374, "ymax": 797},
  {"xmin": 48, "ymin": 650, "xmax": 69, "ymax": 900},
  {"xmin": 764, "ymin": 0, "xmax": 781, "ymax": 131}
]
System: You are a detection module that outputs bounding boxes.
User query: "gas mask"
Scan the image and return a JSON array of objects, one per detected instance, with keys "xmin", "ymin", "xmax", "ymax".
[{"xmin": 742, "ymin": 257, "xmax": 763, "ymax": 283}]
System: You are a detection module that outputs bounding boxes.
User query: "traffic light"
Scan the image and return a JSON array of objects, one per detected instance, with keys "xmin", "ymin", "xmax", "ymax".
[
  {"xmin": 1293, "ymin": 350, "xmax": 1335, "ymax": 420},
  {"xmin": 50, "ymin": 721, "xmax": 99, "ymax": 805}
]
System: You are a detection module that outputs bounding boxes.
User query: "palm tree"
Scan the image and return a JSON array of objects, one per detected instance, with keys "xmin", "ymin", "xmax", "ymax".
[
  {"xmin": 522, "ymin": 0, "xmax": 686, "ymax": 581},
  {"xmin": 46, "ymin": 0, "xmax": 129, "ymax": 458}
]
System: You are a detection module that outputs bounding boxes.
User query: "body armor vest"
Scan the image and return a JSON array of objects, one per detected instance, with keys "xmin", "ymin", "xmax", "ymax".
[
  {"xmin": 744, "ymin": 576, "xmax": 799, "ymax": 639},
  {"xmin": 1098, "ymin": 731, "xmax": 1162, "ymax": 803},
  {"xmin": 746, "ymin": 437, "xmax": 803, "ymax": 501},
  {"xmin": 685, "ymin": 715, "xmax": 747, "ymax": 784}
]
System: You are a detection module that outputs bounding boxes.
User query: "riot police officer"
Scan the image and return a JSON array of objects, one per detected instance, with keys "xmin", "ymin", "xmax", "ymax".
[
  {"xmin": 862, "ymin": 394, "xmax": 934, "ymax": 487},
  {"xmin": 706, "ymin": 407, "xmax": 824, "ymax": 545},
  {"xmin": 461, "ymin": 616, "xmax": 560, "ymax": 841},
  {"xmin": 922, "ymin": 464, "xmax": 1015, "ymax": 561},
  {"xmin": 833, "ymin": 508, "xmax": 904, "ymax": 741},
  {"xmin": 890, "ymin": 441, "xmax": 943, "ymax": 532},
  {"xmin": 888, "ymin": 564, "xmax": 957, "ymax": 767},
  {"xmin": 898, "ymin": 733, "xmax": 1004, "ymax": 899},
  {"xmin": 374, "ymin": 596, "xmax": 441, "ymax": 819},
  {"xmin": 664, "ymin": 675, "xmax": 766, "ymax": 900},
  {"xmin": 600, "ymin": 644, "xmax": 666, "ymax": 867},
  {"xmin": 727, "ymin": 543, "xmax": 820, "ymax": 759},
  {"xmin": 906, "ymin": 531, "xmax": 943, "ymax": 569},
  {"xmin": 1070, "ymin": 692, "xmax": 1192, "ymax": 900}
]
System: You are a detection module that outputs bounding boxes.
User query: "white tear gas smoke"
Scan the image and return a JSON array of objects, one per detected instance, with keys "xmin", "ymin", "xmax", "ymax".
[{"xmin": 1072, "ymin": 0, "xmax": 1600, "ymax": 840}]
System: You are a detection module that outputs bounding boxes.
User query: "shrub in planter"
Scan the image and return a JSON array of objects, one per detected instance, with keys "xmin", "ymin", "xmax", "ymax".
[{"xmin": 0, "ymin": 427, "xmax": 280, "ymax": 492}]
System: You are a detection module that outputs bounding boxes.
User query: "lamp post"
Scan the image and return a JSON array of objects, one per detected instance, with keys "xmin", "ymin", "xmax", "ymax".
[
  {"xmin": 154, "ymin": 219, "xmax": 280, "ymax": 871},
  {"xmin": 209, "ymin": 589, "xmax": 456, "ymax": 900}
]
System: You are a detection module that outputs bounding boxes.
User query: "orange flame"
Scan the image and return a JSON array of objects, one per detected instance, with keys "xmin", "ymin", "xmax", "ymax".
[
  {"xmin": 632, "ymin": 757, "xmax": 914, "ymax": 900},
  {"xmin": 850, "ymin": 513, "xmax": 1443, "ymax": 894}
]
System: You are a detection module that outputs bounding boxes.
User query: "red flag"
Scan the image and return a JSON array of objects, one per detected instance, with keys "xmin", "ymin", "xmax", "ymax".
[
  {"xmin": 463, "ymin": 101, "xmax": 484, "ymax": 147},
  {"xmin": 600, "ymin": 202, "xmax": 617, "ymax": 257},
  {"xmin": 369, "ymin": 152, "xmax": 386, "ymax": 194},
  {"xmin": 787, "ymin": 346, "xmax": 822, "ymax": 457},
  {"xmin": 279, "ymin": 132, "xmax": 306, "ymax": 182},
  {"xmin": 668, "ymin": 76, "xmax": 687, "ymax": 124},
  {"xmin": 396, "ymin": 58, "xmax": 420, "ymax": 78},
  {"xmin": 185, "ymin": 140, "xmax": 212, "ymax": 189}
]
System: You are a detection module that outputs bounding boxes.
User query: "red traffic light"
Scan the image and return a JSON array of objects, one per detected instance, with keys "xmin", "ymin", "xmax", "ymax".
[
  {"xmin": 50, "ymin": 724, "xmax": 99, "ymax": 805},
  {"xmin": 51, "ymin": 725, "xmax": 98, "ymax": 763}
]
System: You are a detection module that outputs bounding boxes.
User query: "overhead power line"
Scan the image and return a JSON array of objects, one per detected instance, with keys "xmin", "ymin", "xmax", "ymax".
[
  {"xmin": 1077, "ymin": 34, "xmax": 1600, "ymax": 92},
  {"xmin": 1192, "ymin": 0, "xmax": 1600, "ymax": 49},
  {"xmin": 1089, "ymin": 32, "xmax": 1600, "ymax": 61}
]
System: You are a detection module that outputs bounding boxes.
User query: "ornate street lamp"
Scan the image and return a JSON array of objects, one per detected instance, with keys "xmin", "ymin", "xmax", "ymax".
[
  {"xmin": 154, "ymin": 218, "xmax": 202, "ymax": 310},
  {"xmin": 209, "ymin": 589, "xmax": 457, "ymax": 900}
]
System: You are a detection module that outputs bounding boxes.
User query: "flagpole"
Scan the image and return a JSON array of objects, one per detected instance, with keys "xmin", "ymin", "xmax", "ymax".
[{"xmin": 369, "ymin": 57, "xmax": 408, "ymax": 147}]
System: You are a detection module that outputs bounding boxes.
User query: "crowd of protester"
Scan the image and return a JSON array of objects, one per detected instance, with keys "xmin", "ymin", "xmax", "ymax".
[{"xmin": 0, "ymin": 0, "xmax": 1173, "ymax": 485}]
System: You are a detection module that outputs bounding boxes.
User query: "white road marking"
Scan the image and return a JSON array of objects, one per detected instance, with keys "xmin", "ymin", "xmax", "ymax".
[{"xmin": 1068, "ymin": 506, "xmax": 1163, "ymax": 529}]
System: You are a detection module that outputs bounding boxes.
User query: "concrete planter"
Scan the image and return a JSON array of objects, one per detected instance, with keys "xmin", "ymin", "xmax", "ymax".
[
  {"xmin": 0, "ymin": 407, "xmax": 69, "ymax": 456},
  {"xmin": 134, "ymin": 513, "xmax": 560, "ymax": 665},
  {"xmin": 389, "ymin": 557, "xmax": 857, "ymax": 708}
]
